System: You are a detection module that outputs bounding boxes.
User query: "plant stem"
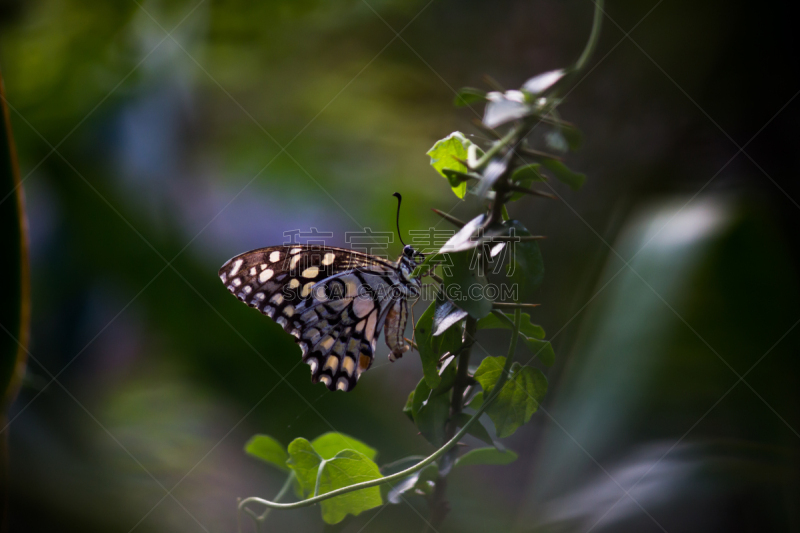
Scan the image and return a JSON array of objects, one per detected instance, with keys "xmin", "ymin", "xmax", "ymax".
[
  {"xmin": 429, "ymin": 317, "xmax": 478, "ymax": 526},
  {"xmin": 572, "ymin": 0, "xmax": 604, "ymax": 74}
]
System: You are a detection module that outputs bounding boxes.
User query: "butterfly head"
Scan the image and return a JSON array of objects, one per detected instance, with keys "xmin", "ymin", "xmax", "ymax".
[
  {"xmin": 399, "ymin": 245, "xmax": 424, "ymax": 283},
  {"xmin": 402, "ymin": 245, "xmax": 424, "ymax": 267}
]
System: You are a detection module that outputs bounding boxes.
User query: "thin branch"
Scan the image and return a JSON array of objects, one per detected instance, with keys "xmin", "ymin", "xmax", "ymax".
[
  {"xmin": 514, "ymin": 146, "xmax": 564, "ymax": 161},
  {"xmin": 431, "ymin": 208, "xmax": 466, "ymax": 228},
  {"xmin": 504, "ymin": 184, "xmax": 558, "ymax": 200},
  {"xmin": 489, "ymin": 235, "xmax": 546, "ymax": 242},
  {"xmin": 573, "ymin": 0, "xmax": 605, "ymax": 73},
  {"xmin": 493, "ymin": 302, "xmax": 540, "ymax": 310}
]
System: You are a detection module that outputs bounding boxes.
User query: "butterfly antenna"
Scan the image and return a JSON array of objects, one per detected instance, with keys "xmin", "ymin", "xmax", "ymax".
[{"xmin": 392, "ymin": 192, "xmax": 407, "ymax": 246}]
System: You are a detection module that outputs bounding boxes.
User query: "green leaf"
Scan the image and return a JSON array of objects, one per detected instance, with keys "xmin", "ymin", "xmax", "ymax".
[
  {"xmin": 311, "ymin": 432, "xmax": 377, "ymax": 461},
  {"xmin": 402, "ymin": 390, "xmax": 415, "ymax": 422},
  {"xmin": 455, "ymin": 413, "xmax": 495, "ymax": 448},
  {"xmin": 509, "ymin": 163, "xmax": 547, "ymax": 201},
  {"xmin": 467, "ymin": 391, "xmax": 483, "ymax": 411},
  {"xmin": 416, "ymin": 287, "xmax": 465, "ymax": 389},
  {"xmin": 523, "ymin": 338, "xmax": 556, "ymax": 367},
  {"xmin": 411, "ymin": 377, "xmax": 451, "ymax": 447},
  {"xmin": 511, "ymin": 163, "xmax": 547, "ymax": 185},
  {"xmin": 427, "ymin": 132, "xmax": 476, "ymax": 199},
  {"xmin": 560, "ymin": 123, "xmax": 583, "ymax": 151},
  {"xmin": 541, "ymin": 158, "xmax": 586, "ymax": 191},
  {"xmin": 503, "ymin": 220, "xmax": 544, "ymax": 297},
  {"xmin": 454, "ymin": 87, "xmax": 487, "ymax": 107},
  {"xmin": 442, "ymin": 251, "xmax": 493, "ymax": 319},
  {"xmin": 477, "ymin": 311, "xmax": 554, "ymax": 366},
  {"xmin": 477, "ymin": 312, "xmax": 545, "ymax": 339},
  {"xmin": 415, "ymin": 300, "xmax": 442, "ymax": 389},
  {"xmin": 317, "ymin": 450, "xmax": 384, "ymax": 524},
  {"xmin": 287, "ymin": 438, "xmax": 384, "ymax": 524},
  {"xmin": 442, "ymin": 168, "xmax": 480, "ymax": 191},
  {"xmin": 245, "ymin": 434, "xmax": 290, "ymax": 472},
  {"xmin": 287, "ymin": 438, "xmax": 324, "ymax": 497},
  {"xmin": 455, "ymin": 447, "xmax": 518, "ymax": 468},
  {"xmin": 474, "ymin": 357, "xmax": 548, "ymax": 438},
  {"xmin": 1, "ymin": 70, "xmax": 29, "ymax": 413}
]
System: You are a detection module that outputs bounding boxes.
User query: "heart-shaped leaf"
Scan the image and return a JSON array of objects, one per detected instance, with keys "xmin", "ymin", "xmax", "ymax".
[
  {"xmin": 427, "ymin": 132, "xmax": 479, "ymax": 199},
  {"xmin": 245, "ymin": 434, "xmax": 290, "ymax": 472},
  {"xmin": 454, "ymin": 447, "xmax": 518, "ymax": 468},
  {"xmin": 311, "ymin": 432, "xmax": 377, "ymax": 461},
  {"xmin": 287, "ymin": 438, "xmax": 383, "ymax": 524},
  {"xmin": 473, "ymin": 357, "xmax": 548, "ymax": 438}
]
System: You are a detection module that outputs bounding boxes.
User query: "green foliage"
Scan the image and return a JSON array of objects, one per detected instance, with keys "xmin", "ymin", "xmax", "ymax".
[
  {"xmin": 442, "ymin": 251, "xmax": 493, "ymax": 319},
  {"xmin": 477, "ymin": 312, "xmax": 545, "ymax": 339},
  {"xmin": 245, "ymin": 435, "xmax": 290, "ymax": 472},
  {"xmin": 541, "ymin": 158, "xmax": 586, "ymax": 191},
  {"xmin": 503, "ymin": 220, "xmax": 545, "ymax": 297},
  {"xmin": 454, "ymin": 413, "xmax": 496, "ymax": 447},
  {"xmin": 409, "ymin": 360, "xmax": 457, "ymax": 447},
  {"xmin": 427, "ymin": 132, "xmax": 481, "ymax": 199},
  {"xmin": 453, "ymin": 87, "xmax": 487, "ymax": 107},
  {"xmin": 286, "ymin": 436, "xmax": 383, "ymax": 524},
  {"xmin": 474, "ymin": 357, "xmax": 548, "ymax": 438},
  {"xmin": 477, "ymin": 311, "xmax": 555, "ymax": 366},
  {"xmin": 415, "ymin": 289, "xmax": 464, "ymax": 389},
  {"xmin": 311, "ymin": 432, "xmax": 377, "ymax": 461},
  {"xmin": 454, "ymin": 447, "xmax": 518, "ymax": 468}
]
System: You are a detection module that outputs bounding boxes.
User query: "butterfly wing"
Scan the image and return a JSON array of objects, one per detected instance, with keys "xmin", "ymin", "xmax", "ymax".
[{"xmin": 218, "ymin": 245, "xmax": 399, "ymax": 391}]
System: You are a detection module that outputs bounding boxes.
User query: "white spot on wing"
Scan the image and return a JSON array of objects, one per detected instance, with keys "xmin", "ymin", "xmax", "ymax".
[
  {"xmin": 270, "ymin": 251, "xmax": 282, "ymax": 263},
  {"xmin": 229, "ymin": 259, "xmax": 243, "ymax": 276},
  {"xmin": 290, "ymin": 248, "xmax": 302, "ymax": 255},
  {"xmin": 301, "ymin": 282, "xmax": 314, "ymax": 298},
  {"xmin": 302, "ymin": 266, "xmax": 319, "ymax": 279},
  {"xmin": 322, "ymin": 253, "xmax": 336, "ymax": 266},
  {"xmin": 259, "ymin": 269, "xmax": 274, "ymax": 283}
]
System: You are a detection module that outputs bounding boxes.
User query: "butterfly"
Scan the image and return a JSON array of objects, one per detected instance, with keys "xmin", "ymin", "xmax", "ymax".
[{"xmin": 218, "ymin": 243, "xmax": 424, "ymax": 392}]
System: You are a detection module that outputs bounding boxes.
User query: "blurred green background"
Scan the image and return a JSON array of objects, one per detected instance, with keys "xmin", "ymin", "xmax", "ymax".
[{"xmin": 1, "ymin": 0, "xmax": 799, "ymax": 531}]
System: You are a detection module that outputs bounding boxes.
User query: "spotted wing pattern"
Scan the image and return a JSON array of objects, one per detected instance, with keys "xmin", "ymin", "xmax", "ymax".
[{"xmin": 218, "ymin": 245, "xmax": 404, "ymax": 391}]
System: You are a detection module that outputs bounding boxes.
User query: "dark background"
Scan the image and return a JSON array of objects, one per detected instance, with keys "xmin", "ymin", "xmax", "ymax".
[{"xmin": 1, "ymin": 0, "xmax": 799, "ymax": 531}]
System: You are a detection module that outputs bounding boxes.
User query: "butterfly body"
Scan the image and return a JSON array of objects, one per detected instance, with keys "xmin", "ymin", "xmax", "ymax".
[{"xmin": 219, "ymin": 244, "xmax": 423, "ymax": 391}]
